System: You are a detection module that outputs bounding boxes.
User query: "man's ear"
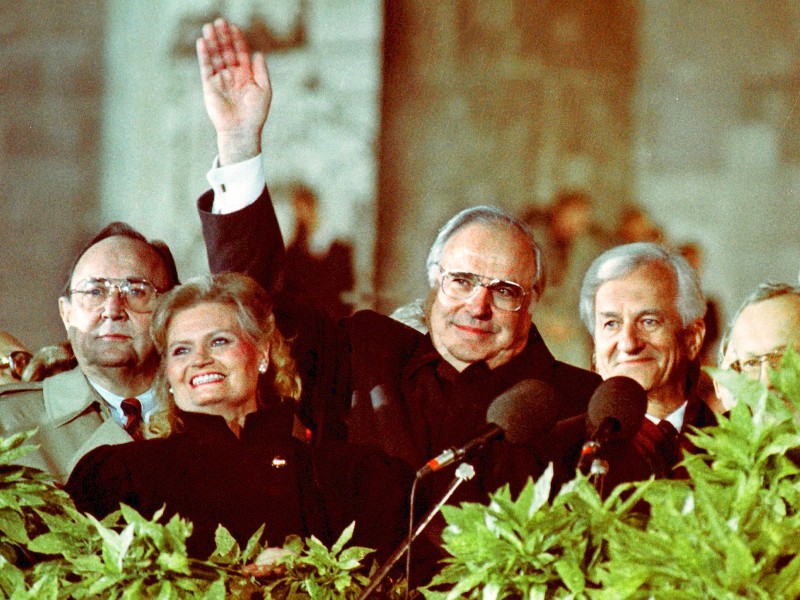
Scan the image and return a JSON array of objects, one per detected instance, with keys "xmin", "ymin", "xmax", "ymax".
[
  {"xmin": 58, "ymin": 297, "xmax": 72, "ymax": 334},
  {"xmin": 684, "ymin": 319, "xmax": 706, "ymax": 361}
]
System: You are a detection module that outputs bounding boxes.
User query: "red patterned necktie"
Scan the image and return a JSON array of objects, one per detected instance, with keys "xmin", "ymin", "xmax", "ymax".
[
  {"xmin": 632, "ymin": 418, "xmax": 682, "ymax": 478},
  {"xmin": 657, "ymin": 419, "xmax": 682, "ymax": 467},
  {"xmin": 120, "ymin": 397, "xmax": 144, "ymax": 441}
]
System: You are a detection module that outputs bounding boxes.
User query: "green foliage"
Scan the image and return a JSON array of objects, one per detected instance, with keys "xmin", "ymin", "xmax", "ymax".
[
  {"xmin": 597, "ymin": 350, "xmax": 800, "ymax": 599},
  {"xmin": 0, "ymin": 431, "xmax": 409, "ymax": 598},
  {"xmin": 423, "ymin": 349, "xmax": 800, "ymax": 599},
  {"xmin": 422, "ymin": 466, "xmax": 648, "ymax": 599},
  {"xmin": 0, "ymin": 431, "xmax": 74, "ymax": 566},
  {"xmin": 262, "ymin": 523, "xmax": 379, "ymax": 599},
  {"xmin": 8, "ymin": 351, "xmax": 800, "ymax": 597}
]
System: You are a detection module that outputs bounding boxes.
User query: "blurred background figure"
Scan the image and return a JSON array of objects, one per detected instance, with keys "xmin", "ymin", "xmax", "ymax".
[
  {"xmin": 283, "ymin": 183, "xmax": 355, "ymax": 321},
  {"xmin": 613, "ymin": 204, "xmax": 664, "ymax": 246},
  {"xmin": 22, "ymin": 341, "xmax": 77, "ymax": 382},
  {"xmin": 0, "ymin": 332, "xmax": 32, "ymax": 384},
  {"xmin": 546, "ymin": 190, "xmax": 596, "ymax": 288},
  {"xmin": 524, "ymin": 190, "xmax": 606, "ymax": 369}
]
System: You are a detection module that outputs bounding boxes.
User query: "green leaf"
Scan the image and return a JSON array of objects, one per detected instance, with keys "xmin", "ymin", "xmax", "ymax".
[
  {"xmin": 331, "ymin": 521, "xmax": 355, "ymax": 555},
  {"xmin": 27, "ymin": 532, "xmax": 67, "ymax": 555},
  {"xmin": 241, "ymin": 524, "xmax": 265, "ymax": 563},
  {"xmin": 210, "ymin": 524, "xmax": 238, "ymax": 564},
  {"xmin": 0, "ymin": 510, "xmax": 29, "ymax": 544}
]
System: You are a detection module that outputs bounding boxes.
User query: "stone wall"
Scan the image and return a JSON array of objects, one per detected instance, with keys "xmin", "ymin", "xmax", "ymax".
[
  {"xmin": 0, "ymin": 1, "xmax": 105, "ymax": 349},
  {"xmin": 635, "ymin": 0, "xmax": 800, "ymax": 323},
  {"xmin": 101, "ymin": 0, "xmax": 383, "ymax": 310},
  {"xmin": 375, "ymin": 0, "xmax": 638, "ymax": 312},
  {"xmin": 3, "ymin": 1, "xmax": 799, "ymax": 361}
]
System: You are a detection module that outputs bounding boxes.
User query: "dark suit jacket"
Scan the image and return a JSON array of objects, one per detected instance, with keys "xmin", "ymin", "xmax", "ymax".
[
  {"xmin": 197, "ymin": 187, "xmax": 601, "ymax": 475},
  {"xmin": 550, "ymin": 388, "xmax": 718, "ymax": 496},
  {"xmin": 66, "ymin": 402, "xmax": 412, "ymax": 560}
]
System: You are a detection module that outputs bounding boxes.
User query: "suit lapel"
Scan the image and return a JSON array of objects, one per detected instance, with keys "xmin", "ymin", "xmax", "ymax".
[{"xmin": 42, "ymin": 368, "xmax": 106, "ymax": 426}]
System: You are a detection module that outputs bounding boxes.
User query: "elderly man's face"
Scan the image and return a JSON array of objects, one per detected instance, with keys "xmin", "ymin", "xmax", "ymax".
[
  {"xmin": 593, "ymin": 262, "xmax": 704, "ymax": 415},
  {"xmin": 58, "ymin": 236, "xmax": 169, "ymax": 392},
  {"xmin": 428, "ymin": 223, "xmax": 537, "ymax": 371},
  {"xmin": 728, "ymin": 294, "xmax": 800, "ymax": 385}
]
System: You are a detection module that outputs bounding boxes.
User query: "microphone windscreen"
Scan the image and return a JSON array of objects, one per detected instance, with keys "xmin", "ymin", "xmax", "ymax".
[
  {"xmin": 587, "ymin": 376, "xmax": 647, "ymax": 442},
  {"xmin": 486, "ymin": 379, "xmax": 559, "ymax": 445}
]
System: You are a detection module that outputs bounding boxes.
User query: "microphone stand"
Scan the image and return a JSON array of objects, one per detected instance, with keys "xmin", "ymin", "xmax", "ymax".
[
  {"xmin": 358, "ymin": 462, "xmax": 476, "ymax": 600},
  {"xmin": 577, "ymin": 440, "xmax": 600, "ymax": 473},
  {"xmin": 588, "ymin": 458, "xmax": 609, "ymax": 497},
  {"xmin": 578, "ymin": 418, "xmax": 619, "ymax": 496}
]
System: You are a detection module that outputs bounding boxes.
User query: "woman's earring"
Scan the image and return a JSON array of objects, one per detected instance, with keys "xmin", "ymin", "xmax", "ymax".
[
  {"xmin": 258, "ymin": 361, "xmax": 267, "ymax": 374},
  {"xmin": 168, "ymin": 386, "xmax": 174, "ymax": 394}
]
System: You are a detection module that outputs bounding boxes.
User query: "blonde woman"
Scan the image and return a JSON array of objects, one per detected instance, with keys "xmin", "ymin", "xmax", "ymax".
[{"xmin": 66, "ymin": 273, "xmax": 410, "ymax": 561}]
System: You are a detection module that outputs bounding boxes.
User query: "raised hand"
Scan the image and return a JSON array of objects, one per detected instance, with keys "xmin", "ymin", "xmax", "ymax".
[{"xmin": 196, "ymin": 18, "xmax": 272, "ymax": 165}]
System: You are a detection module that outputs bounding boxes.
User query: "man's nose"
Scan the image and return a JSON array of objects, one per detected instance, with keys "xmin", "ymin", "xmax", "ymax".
[
  {"xmin": 757, "ymin": 361, "xmax": 772, "ymax": 386},
  {"xmin": 617, "ymin": 322, "xmax": 644, "ymax": 353},
  {"xmin": 464, "ymin": 285, "xmax": 493, "ymax": 317},
  {"xmin": 100, "ymin": 288, "xmax": 127, "ymax": 320}
]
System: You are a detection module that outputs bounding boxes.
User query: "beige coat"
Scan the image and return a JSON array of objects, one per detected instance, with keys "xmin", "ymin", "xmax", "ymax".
[{"xmin": 0, "ymin": 368, "xmax": 132, "ymax": 483}]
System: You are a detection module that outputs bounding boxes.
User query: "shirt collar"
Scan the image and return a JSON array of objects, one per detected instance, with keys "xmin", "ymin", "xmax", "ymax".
[
  {"xmin": 85, "ymin": 378, "xmax": 157, "ymax": 425},
  {"xmin": 645, "ymin": 400, "xmax": 688, "ymax": 431}
]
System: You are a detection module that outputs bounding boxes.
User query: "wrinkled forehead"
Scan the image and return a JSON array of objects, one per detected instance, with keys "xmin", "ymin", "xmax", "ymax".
[
  {"xmin": 442, "ymin": 223, "xmax": 537, "ymax": 285},
  {"xmin": 731, "ymin": 295, "xmax": 800, "ymax": 356},
  {"xmin": 595, "ymin": 262, "xmax": 680, "ymax": 313},
  {"xmin": 70, "ymin": 236, "xmax": 169, "ymax": 289}
]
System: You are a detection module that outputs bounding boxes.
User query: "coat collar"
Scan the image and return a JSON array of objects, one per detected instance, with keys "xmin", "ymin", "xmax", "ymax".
[{"xmin": 42, "ymin": 368, "xmax": 108, "ymax": 427}]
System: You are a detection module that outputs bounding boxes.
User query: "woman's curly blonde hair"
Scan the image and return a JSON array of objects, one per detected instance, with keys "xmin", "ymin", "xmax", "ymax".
[{"xmin": 147, "ymin": 272, "xmax": 301, "ymax": 437}]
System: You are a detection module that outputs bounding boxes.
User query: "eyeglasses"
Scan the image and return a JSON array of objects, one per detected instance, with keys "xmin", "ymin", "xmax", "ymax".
[
  {"xmin": 437, "ymin": 265, "xmax": 528, "ymax": 312},
  {"xmin": 68, "ymin": 278, "xmax": 164, "ymax": 313},
  {"xmin": 730, "ymin": 349, "xmax": 785, "ymax": 378},
  {"xmin": 0, "ymin": 350, "xmax": 32, "ymax": 380}
]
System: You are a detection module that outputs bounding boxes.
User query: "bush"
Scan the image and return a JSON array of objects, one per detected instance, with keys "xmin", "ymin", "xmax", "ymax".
[
  {"xmin": 423, "ymin": 350, "xmax": 800, "ymax": 599},
  {"xmin": 5, "ymin": 351, "xmax": 800, "ymax": 597},
  {"xmin": 0, "ymin": 432, "xmax": 408, "ymax": 599}
]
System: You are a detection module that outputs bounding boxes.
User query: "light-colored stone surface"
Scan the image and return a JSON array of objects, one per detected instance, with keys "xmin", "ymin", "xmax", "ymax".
[
  {"xmin": 635, "ymin": 0, "xmax": 800, "ymax": 328},
  {"xmin": 2, "ymin": 1, "xmax": 799, "ymax": 365}
]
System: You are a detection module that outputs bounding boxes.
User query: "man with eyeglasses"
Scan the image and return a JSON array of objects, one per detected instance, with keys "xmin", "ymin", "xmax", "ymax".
[
  {"xmin": 0, "ymin": 222, "xmax": 178, "ymax": 482},
  {"xmin": 192, "ymin": 19, "xmax": 600, "ymax": 498},
  {"xmin": 717, "ymin": 283, "xmax": 800, "ymax": 404}
]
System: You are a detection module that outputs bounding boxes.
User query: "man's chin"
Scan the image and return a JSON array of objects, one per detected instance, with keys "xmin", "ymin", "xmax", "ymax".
[
  {"xmin": 608, "ymin": 366, "xmax": 653, "ymax": 391},
  {"xmin": 92, "ymin": 357, "xmax": 140, "ymax": 369},
  {"xmin": 80, "ymin": 347, "xmax": 141, "ymax": 369}
]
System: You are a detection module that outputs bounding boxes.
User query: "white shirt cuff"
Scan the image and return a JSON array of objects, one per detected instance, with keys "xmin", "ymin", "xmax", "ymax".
[{"xmin": 206, "ymin": 154, "xmax": 266, "ymax": 214}]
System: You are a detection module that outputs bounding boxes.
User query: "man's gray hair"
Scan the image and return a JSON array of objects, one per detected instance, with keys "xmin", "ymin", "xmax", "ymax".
[
  {"xmin": 717, "ymin": 282, "xmax": 800, "ymax": 364},
  {"xmin": 579, "ymin": 242, "xmax": 706, "ymax": 332},
  {"xmin": 425, "ymin": 205, "xmax": 546, "ymax": 299}
]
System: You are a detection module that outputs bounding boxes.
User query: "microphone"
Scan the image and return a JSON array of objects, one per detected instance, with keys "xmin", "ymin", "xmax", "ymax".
[
  {"xmin": 416, "ymin": 379, "xmax": 558, "ymax": 478},
  {"xmin": 578, "ymin": 376, "xmax": 647, "ymax": 472}
]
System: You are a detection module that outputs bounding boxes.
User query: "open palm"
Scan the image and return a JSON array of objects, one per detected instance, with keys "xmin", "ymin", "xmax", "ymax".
[{"xmin": 197, "ymin": 19, "xmax": 271, "ymax": 152}]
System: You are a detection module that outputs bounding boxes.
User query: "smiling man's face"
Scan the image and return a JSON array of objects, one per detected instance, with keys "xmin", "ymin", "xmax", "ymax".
[
  {"xmin": 58, "ymin": 236, "xmax": 168, "ymax": 394},
  {"xmin": 592, "ymin": 261, "xmax": 704, "ymax": 416},
  {"xmin": 428, "ymin": 223, "xmax": 537, "ymax": 372}
]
